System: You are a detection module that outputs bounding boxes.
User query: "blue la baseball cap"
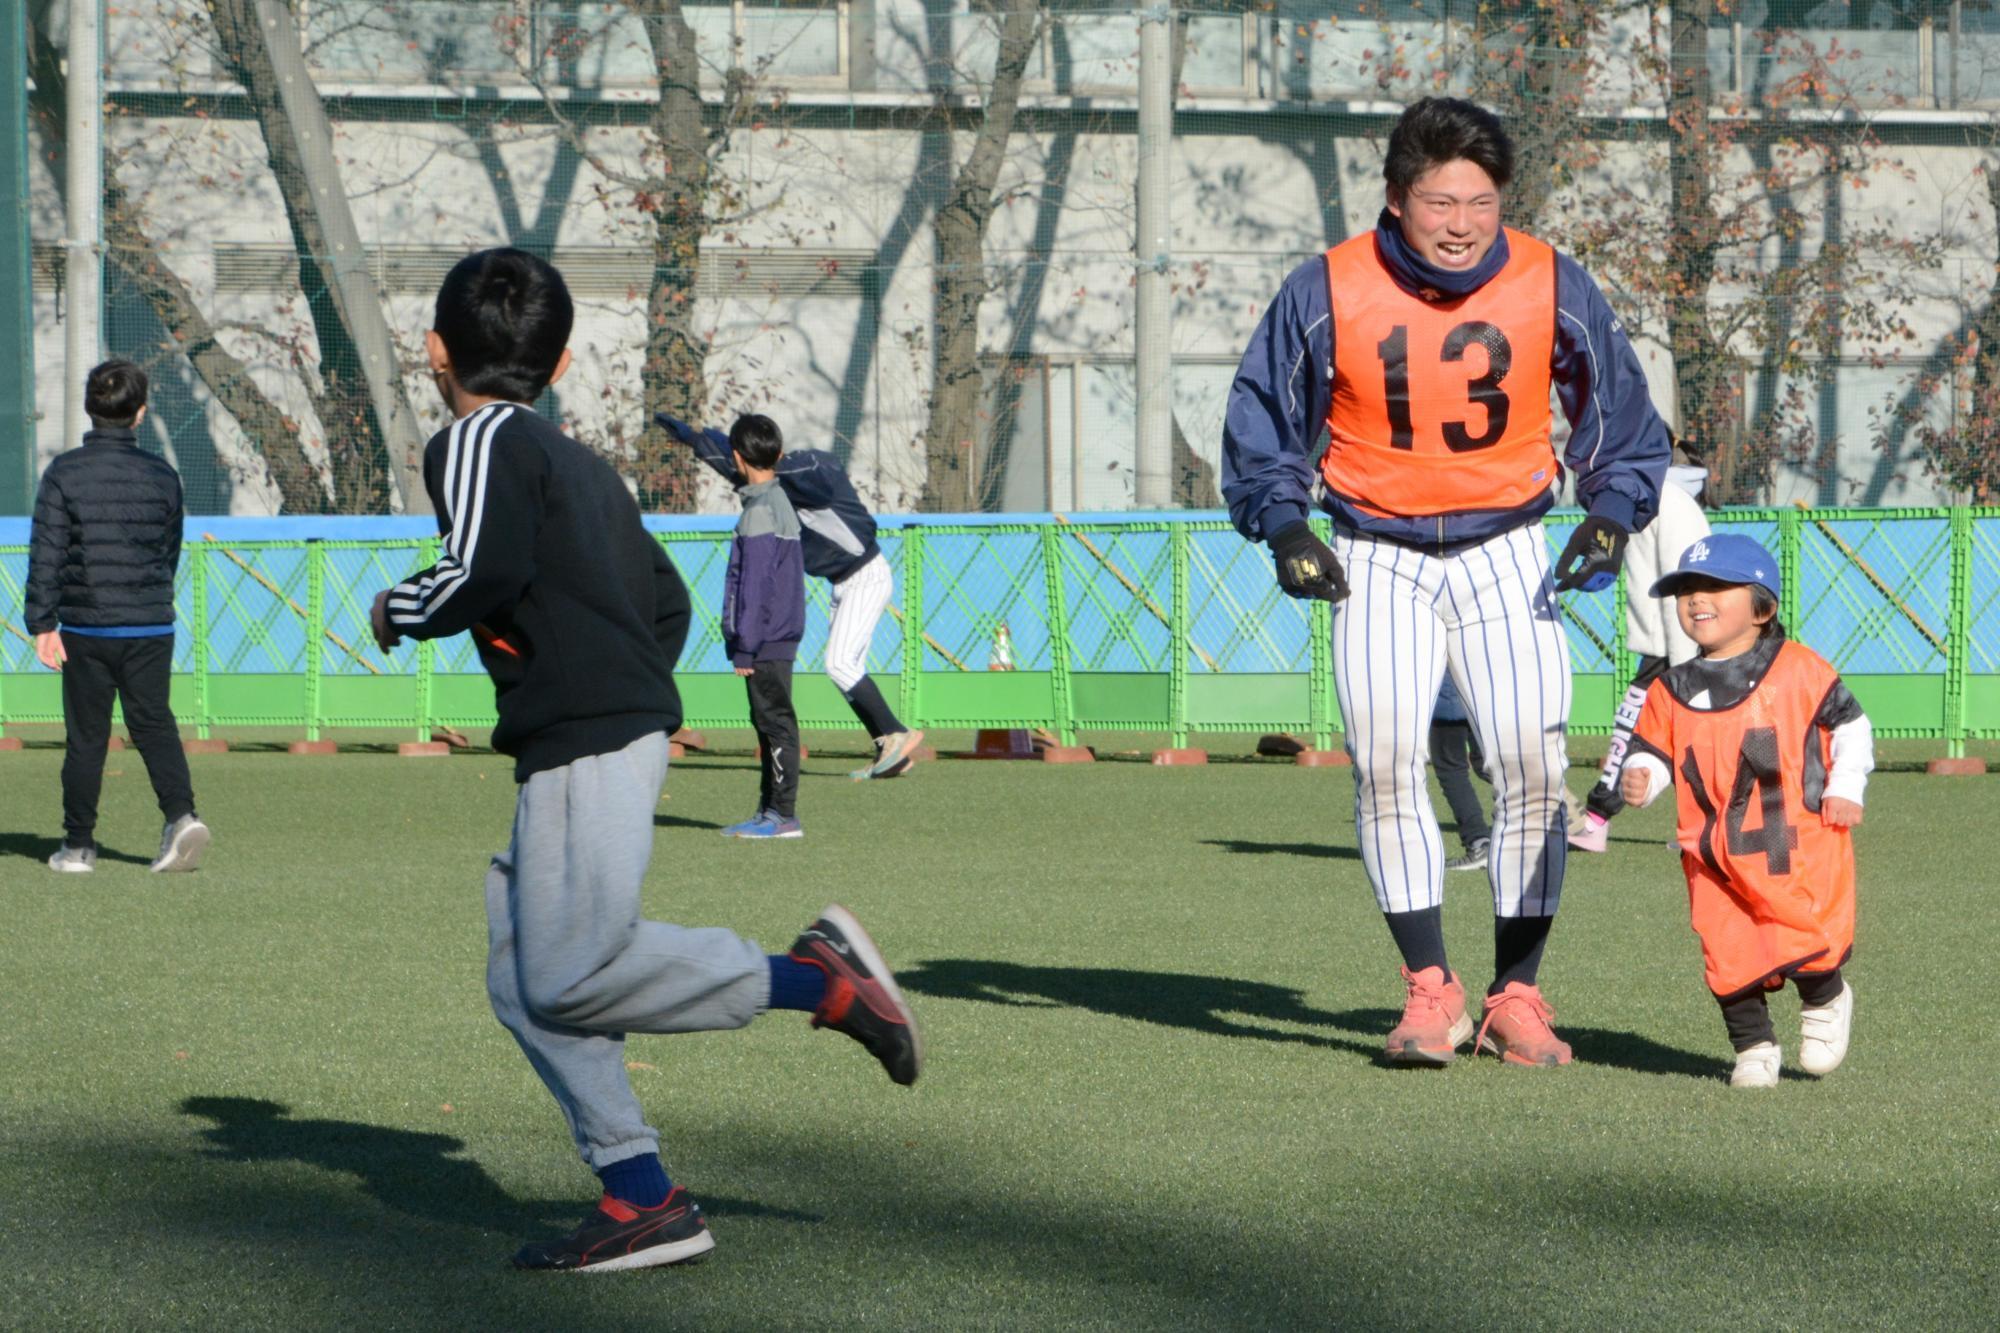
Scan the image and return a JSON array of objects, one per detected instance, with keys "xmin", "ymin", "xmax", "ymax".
[{"xmin": 1649, "ymin": 533, "xmax": 1781, "ymax": 602}]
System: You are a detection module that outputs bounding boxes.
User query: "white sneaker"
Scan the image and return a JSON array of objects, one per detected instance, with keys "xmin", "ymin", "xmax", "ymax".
[
  {"xmin": 1730, "ymin": 1041, "xmax": 1782, "ymax": 1088},
  {"xmin": 1799, "ymin": 982, "xmax": 1854, "ymax": 1076},
  {"xmin": 868, "ymin": 729, "xmax": 925, "ymax": 779},
  {"xmin": 48, "ymin": 844, "xmax": 96, "ymax": 873},
  {"xmin": 150, "ymin": 814, "xmax": 211, "ymax": 873}
]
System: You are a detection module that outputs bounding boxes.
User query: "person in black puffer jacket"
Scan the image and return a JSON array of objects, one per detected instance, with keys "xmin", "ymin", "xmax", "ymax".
[{"xmin": 26, "ymin": 359, "xmax": 209, "ymax": 875}]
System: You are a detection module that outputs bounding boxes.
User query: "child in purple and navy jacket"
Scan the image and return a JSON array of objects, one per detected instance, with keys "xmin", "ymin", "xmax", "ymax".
[{"xmin": 721, "ymin": 414, "xmax": 808, "ymax": 838}]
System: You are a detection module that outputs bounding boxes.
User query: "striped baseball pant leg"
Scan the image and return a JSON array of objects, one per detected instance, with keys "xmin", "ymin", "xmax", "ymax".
[
  {"xmin": 825, "ymin": 553, "xmax": 894, "ymax": 692},
  {"xmin": 1331, "ymin": 523, "xmax": 1573, "ymax": 918}
]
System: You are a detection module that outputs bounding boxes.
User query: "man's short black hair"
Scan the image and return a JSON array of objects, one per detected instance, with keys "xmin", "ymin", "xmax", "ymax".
[
  {"xmin": 85, "ymin": 359, "xmax": 148, "ymax": 429},
  {"xmin": 433, "ymin": 248, "xmax": 574, "ymax": 402},
  {"xmin": 729, "ymin": 414, "xmax": 784, "ymax": 470},
  {"xmin": 1383, "ymin": 97, "xmax": 1515, "ymax": 197}
]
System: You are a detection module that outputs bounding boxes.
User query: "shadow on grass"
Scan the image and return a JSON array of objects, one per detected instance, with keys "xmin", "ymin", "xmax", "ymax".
[
  {"xmin": 0, "ymin": 830, "xmax": 152, "ymax": 867},
  {"xmin": 1314, "ymin": 1007, "xmax": 1729, "ymax": 1079},
  {"xmin": 900, "ymin": 965, "xmax": 1727, "ymax": 1080},
  {"xmin": 178, "ymin": 1096, "xmax": 823, "ymax": 1233},
  {"xmin": 655, "ymin": 813, "xmax": 724, "ymax": 831},
  {"xmin": 1199, "ymin": 838, "xmax": 1362, "ymax": 861},
  {"xmin": 897, "ymin": 959, "xmax": 1376, "ymax": 1056}
]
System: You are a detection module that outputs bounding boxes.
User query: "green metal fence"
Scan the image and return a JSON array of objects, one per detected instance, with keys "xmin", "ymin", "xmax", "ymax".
[{"xmin": 3, "ymin": 510, "xmax": 1998, "ymax": 754}]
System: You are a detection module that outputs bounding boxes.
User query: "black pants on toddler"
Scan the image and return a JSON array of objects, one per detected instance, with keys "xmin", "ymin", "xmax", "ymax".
[
  {"xmin": 1720, "ymin": 968, "xmax": 1846, "ymax": 1051},
  {"xmin": 746, "ymin": 659, "xmax": 800, "ymax": 819}
]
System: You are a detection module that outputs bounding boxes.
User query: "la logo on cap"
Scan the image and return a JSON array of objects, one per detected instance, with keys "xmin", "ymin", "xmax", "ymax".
[{"xmin": 1688, "ymin": 539, "xmax": 1710, "ymax": 563}]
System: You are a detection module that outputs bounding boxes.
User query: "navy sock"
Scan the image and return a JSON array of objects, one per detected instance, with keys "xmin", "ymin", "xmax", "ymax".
[
  {"xmin": 598, "ymin": 1153, "xmax": 670, "ymax": 1208},
  {"xmin": 841, "ymin": 676, "xmax": 903, "ymax": 738},
  {"xmin": 1491, "ymin": 914, "xmax": 1554, "ymax": 995},
  {"xmin": 768, "ymin": 954, "xmax": 828, "ymax": 1012},
  {"xmin": 1382, "ymin": 906, "xmax": 1449, "ymax": 978}
]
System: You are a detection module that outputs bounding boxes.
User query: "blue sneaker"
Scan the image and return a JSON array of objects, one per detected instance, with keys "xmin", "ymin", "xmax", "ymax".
[
  {"xmin": 736, "ymin": 813, "xmax": 803, "ymax": 840},
  {"xmin": 720, "ymin": 812, "xmax": 770, "ymax": 838}
]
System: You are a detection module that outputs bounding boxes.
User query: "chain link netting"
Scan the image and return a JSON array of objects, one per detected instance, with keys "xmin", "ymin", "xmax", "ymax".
[{"xmin": 19, "ymin": 2, "xmax": 2000, "ymax": 514}]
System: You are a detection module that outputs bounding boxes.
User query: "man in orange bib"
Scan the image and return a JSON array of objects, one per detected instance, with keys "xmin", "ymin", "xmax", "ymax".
[{"xmin": 1222, "ymin": 97, "xmax": 1671, "ymax": 1067}]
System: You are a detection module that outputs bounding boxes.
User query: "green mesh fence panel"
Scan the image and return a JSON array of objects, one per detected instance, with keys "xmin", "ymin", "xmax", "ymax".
[{"xmin": 6, "ymin": 511, "xmax": 2000, "ymax": 744}]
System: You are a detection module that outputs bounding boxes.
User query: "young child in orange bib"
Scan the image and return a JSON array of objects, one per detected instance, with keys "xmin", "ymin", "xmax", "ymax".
[{"xmin": 1619, "ymin": 534, "xmax": 1872, "ymax": 1088}]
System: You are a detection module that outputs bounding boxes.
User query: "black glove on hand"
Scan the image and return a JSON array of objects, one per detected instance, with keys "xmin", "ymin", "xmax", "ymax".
[
  {"xmin": 1269, "ymin": 521, "xmax": 1349, "ymax": 603},
  {"xmin": 1552, "ymin": 515, "xmax": 1629, "ymax": 593},
  {"xmin": 655, "ymin": 413, "xmax": 698, "ymax": 444}
]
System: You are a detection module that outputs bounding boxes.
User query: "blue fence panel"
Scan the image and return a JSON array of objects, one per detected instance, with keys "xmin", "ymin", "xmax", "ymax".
[
  {"xmin": 920, "ymin": 527, "xmax": 1055, "ymax": 672},
  {"xmin": 1055, "ymin": 524, "xmax": 1172, "ymax": 673},
  {"xmin": 1186, "ymin": 525, "xmax": 1313, "ymax": 673},
  {"xmin": 1794, "ymin": 514, "xmax": 1950, "ymax": 675},
  {"xmin": 1967, "ymin": 515, "xmax": 2000, "ymax": 675}
]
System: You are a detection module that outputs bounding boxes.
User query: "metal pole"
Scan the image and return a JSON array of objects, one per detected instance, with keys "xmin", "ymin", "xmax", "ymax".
[
  {"xmin": 62, "ymin": 0, "xmax": 103, "ymax": 450},
  {"xmin": 0, "ymin": 2, "xmax": 35, "ymax": 514},
  {"xmin": 1133, "ymin": 2, "xmax": 1173, "ymax": 508}
]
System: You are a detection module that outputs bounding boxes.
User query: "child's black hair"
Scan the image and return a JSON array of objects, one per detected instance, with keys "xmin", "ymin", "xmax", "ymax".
[
  {"xmin": 729, "ymin": 414, "xmax": 784, "ymax": 470},
  {"xmin": 1750, "ymin": 585, "xmax": 1785, "ymax": 640},
  {"xmin": 1384, "ymin": 97, "xmax": 1514, "ymax": 196},
  {"xmin": 433, "ymin": 248, "xmax": 574, "ymax": 403},
  {"xmin": 85, "ymin": 359, "xmax": 148, "ymax": 429}
]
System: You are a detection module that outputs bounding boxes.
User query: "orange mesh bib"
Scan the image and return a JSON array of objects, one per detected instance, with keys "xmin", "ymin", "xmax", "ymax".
[
  {"xmin": 1633, "ymin": 641, "xmax": 1858, "ymax": 998},
  {"xmin": 1322, "ymin": 228, "xmax": 1557, "ymax": 517}
]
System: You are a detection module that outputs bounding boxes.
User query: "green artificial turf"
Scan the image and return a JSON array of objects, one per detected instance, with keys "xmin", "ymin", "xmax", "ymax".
[{"xmin": 1, "ymin": 741, "xmax": 1994, "ymax": 1329}]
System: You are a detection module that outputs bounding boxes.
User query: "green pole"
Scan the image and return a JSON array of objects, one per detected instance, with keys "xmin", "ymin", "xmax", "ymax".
[
  {"xmin": 191, "ymin": 543, "xmax": 210, "ymax": 740},
  {"xmin": 416, "ymin": 536, "xmax": 437, "ymax": 739},
  {"xmin": 899, "ymin": 528, "xmax": 923, "ymax": 730},
  {"xmin": 1309, "ymin": 517, "xmax": 1334, "ymax": 752},
  {"xmin": 1612, "ymin": 568, "xmax": 1631, "ymax": 696},
  {"xmin": 1778, "ymin": 507, "xmax": 1802, "ymax": 633},
  {"xmin": 1168, "ymin": 523, "xmax": 1189, "ymax": 749},
  {"xmin": 0, "ymin": 2, "xmax": 35, "ymax": 515},
  {"xmin": 304, "ymin": 541, "xmax": 324, "ymax": 743},
  {"xmin": 1040, "ymin": 523, "xmax": 1078, "ymax": 747},
  {"xmin": 1946, "ymin": 506, "xmax": 1972, "ymax": 759}
]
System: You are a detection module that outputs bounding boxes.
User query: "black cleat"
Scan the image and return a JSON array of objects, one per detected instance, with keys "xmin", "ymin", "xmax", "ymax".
[
  {"xmin": 790, "ymin": 904, "xmax": 923, "ymax": 1086},
  {"xmin": 510, "ymin": 1187, "xmax": 716, "ymax": 1273}
]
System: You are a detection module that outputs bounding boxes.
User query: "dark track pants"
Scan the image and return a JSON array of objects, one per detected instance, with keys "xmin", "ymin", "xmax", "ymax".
[
  {"xmin": 59, "ymin": 631, "xmax": 195, "ymax": 847},
  {"xmin": 746, "ymin": 659, "xmax": 800, "ymax": 819}
]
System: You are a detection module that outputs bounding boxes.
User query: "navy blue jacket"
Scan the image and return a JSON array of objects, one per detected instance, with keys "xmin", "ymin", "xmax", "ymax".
[
  {"xmin": 723, "ymin": 479, "xmax": 806, "ymax": 667},
  {"xmin": 1221, "ymin": 217, "xmax": 1669, "ymax": 552},
  {"xmin": 657, "ymin": 414, "xmax": 880, "ymax": 582}
]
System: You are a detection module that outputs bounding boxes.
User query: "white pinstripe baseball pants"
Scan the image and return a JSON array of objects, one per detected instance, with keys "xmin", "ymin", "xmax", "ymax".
[
  {"xmin": 1330, "ymin": 523, "xmax": 1572, "ymax": 918},
  {"xmin": 825, "ymin": 552, "xmax": 894, "ymax": 692}
]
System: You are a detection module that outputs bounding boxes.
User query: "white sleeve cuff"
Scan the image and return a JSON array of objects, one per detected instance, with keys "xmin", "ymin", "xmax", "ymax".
[{"xmin": 1622, "ymin": 752, "xmax": 1671, "ymax": 807}]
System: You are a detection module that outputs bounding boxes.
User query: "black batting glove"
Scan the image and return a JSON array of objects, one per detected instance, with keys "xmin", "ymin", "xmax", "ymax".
[
  {"xmin": 1552, "ymin": 515, "xmax": 1629, "ymax": 593},
  {"xmin": 1269, "ymin": 521, "xmax": 1349, "ymax": 603}
]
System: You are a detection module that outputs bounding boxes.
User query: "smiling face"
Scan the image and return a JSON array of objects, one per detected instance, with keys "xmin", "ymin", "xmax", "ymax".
[
  {"xmin": 1388, "ymin": 159, "xmax": 1503, "ymax": 271},
  {"xmin": 1674, "ymin": 578, "xmax": 1771, "ymax": 660}
]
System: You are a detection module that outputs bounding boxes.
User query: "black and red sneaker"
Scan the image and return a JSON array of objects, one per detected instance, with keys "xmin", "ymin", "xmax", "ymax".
[
  {"xmin": 510, "ymin": 1187, "xmax": 715, "ymax": 1273},
  {"xmin": 789, "ymin": 903, "xmax": 923, "ymax": 1087}
]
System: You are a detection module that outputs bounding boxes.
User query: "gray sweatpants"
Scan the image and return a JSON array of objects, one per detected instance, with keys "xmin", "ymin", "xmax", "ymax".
[{"xmin": 484, "ymin": 730, "xmax": 770, "ymax": 1170}]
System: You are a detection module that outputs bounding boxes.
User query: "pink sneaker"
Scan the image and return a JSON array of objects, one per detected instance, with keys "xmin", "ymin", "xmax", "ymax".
[
  {"xmin": 1475, "ymin": 982, "xmax": 1574, "ymax": 1067},
  {"xmin": 1567, "ymin": 813, "xmax": 1609, "ymax": 853},
  {"xmin": 1384, "ymin": 966, "xmax": 1474, "ymax": 1065}
]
